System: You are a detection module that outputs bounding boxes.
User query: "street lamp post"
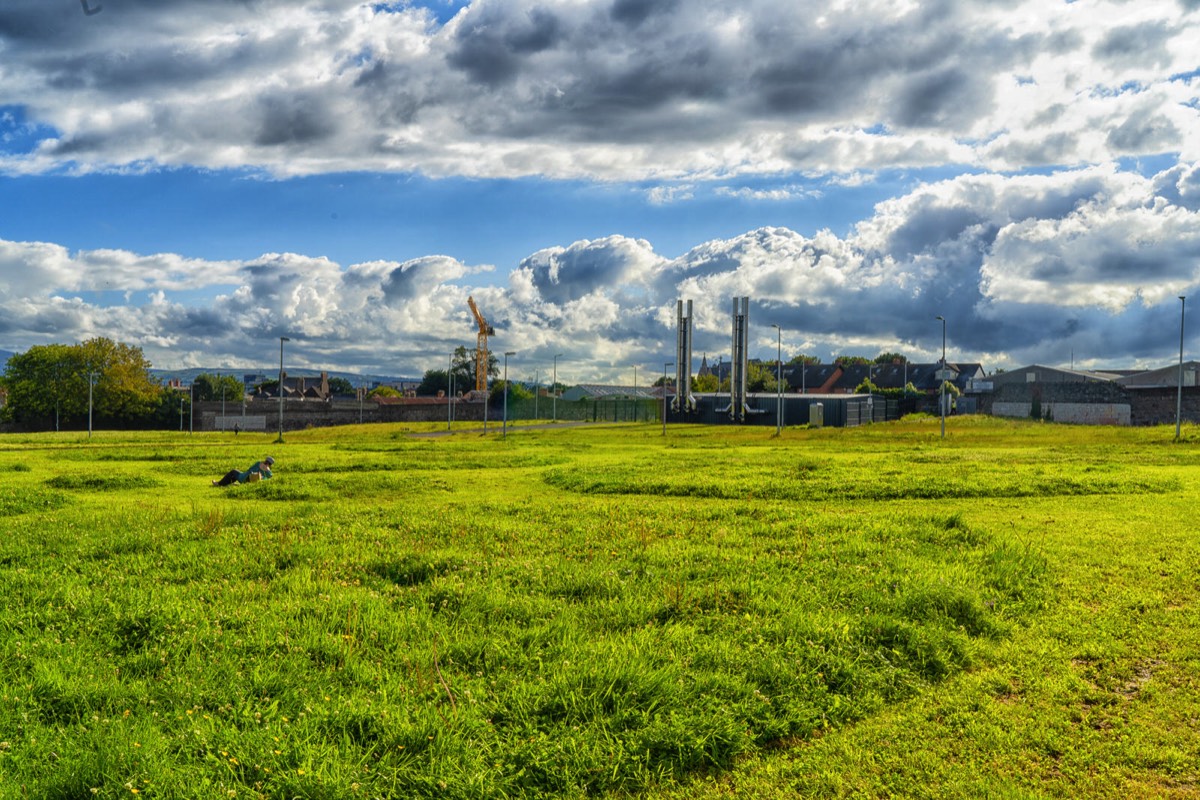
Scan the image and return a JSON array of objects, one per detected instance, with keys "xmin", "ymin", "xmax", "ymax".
[
  {"xmin": 277, "ymin": 336, "xmax": 290, "ymax": 444},
  {"xmin": 503, "ymin": 351, "xmax": 515, "ymax": 438},
  {"xmin": 534, "ymin": 367, "xmax": 539, "ymax": 420},
  {"xmin": 1178, "ymin": 296, "xmax": 1186, "ymax": 441},
  {"xmin": 662, "ymin": 361, "xmax": 673, "ymax": 436},
  {"xmin": 936, "ymin": 316, "xmax": 946, "ymax": 439},
  {"xmin": 448, "ymin": 352, "xmax": 454, "ymax": 431},
  {"xmin": 87, "ymin": 370, "xmax": 94, "ymax": 439},
  {"xmin": 552, "ymin": 353, "xmax": 563, "ymax": 423},
  {"xmin": 189, "ymin": 382, "xmax": 194, "ymax": 435},
  {"xmin": 633, "ymin": 365, "xmax": 638, "ymax": 422},
  {"xmin": 771, "ymin": 324, "xmax": 783, "ymax": 434}
]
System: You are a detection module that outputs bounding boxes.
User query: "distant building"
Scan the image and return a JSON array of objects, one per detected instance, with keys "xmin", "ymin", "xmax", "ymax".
[
  {"xmin": 561, "ymin": 384, "xmax": 659, "ymax": 402},
  {"xmin": 254, "ymin": 371, "xmax": 332, "ymax": 401},
  {"xmin": 982, "ymin": 362, "xmax": 1200, "ymax": 425}
]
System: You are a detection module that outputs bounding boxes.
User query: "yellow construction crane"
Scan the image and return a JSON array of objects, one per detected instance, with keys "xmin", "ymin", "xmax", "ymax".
[{"xmin": 467, "ymin": 296, "xmax": 494, "ymax": 392}]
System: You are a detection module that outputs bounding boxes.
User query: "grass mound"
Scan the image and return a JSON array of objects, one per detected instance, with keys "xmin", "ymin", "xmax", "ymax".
[
  {"xmin": 45, "ymin": 474, "xmax": 162, "ymax": 491},
  {"xmin": 0, "ymin": 486, "xmax": 69, "ymax": 515}
]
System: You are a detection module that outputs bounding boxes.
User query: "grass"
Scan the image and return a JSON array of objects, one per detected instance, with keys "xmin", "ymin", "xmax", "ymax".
[{"xmin": 0, "ymin": 417, "xmax": 1197, "ymax": 798}]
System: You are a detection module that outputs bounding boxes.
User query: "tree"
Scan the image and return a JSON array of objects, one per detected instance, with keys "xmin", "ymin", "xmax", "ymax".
[
  {"xmin": 1, "ymin": 338, "xmax": 161, "ymax": 429},
  {"xmin": 488, "ymin": 380, "xmax": 533, "ymax": 407},
  {"xmin": 79, "ymin": 337, "xmax": 160, "ymax": 421},
  {"xmin": 417, "ymin": 369, "xmax": 450, "ymax": 396},
  {"xmin": 1, "ymin": 344, "xmax": 82, "ymax": 428},
  {"xmin": 833, "ymin": 355, "xmax": 870, "ymax": 366},
  {"xmin": 368, "ymin": 386, "xmax": 402, "ymax": 399},
  {"xmin": 327, "ymin": 376, "xmax": 355, "ymax": 395},
  {"xmin": 692, "ymin": 373, "xmax": 718, "ymax": 392},
  {"xmin": 193, "ymin": 373, "xmax": 245, "ymax": 402},
  {"xmin": 787, "ymin": 354, "xmax": 821, "ymax": 366},
  {"xmin": 874, "ymin": 352, "xmax": 907, "ymax": 364},
  {"xmin": 445, "ymin": 345, "xmax": 498, "ymax": 391},
  {"xmin": 746, "ymin": 361, "xmax": 781, "ymax": 393}
]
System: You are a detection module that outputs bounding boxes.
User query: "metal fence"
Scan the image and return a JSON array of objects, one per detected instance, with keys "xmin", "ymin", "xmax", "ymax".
[{"xmin": 499, "ymin": 397, "xmax": 662, "ymax": 423}]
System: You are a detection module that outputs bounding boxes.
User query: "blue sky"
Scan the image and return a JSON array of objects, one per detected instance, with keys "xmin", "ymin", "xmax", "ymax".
[
  {"xmin": 0, "ymin": 167, "xmax": 900, "ymax": 278},
  {"xmin": 1, "ymin": 0, "xmax": 1198, "ymax": 380}
]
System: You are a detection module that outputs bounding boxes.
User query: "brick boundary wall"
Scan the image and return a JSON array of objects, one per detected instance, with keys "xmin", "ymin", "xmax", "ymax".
[
  {"xmin": 977, "ymin": 382, "xmax": 1200, "ymax": 426},
  {"xmin": 1128, "ymin": 387, "xmax": 1200, "ymax": 426},
  {"xmin": 196, "ymin": 399, "xmax": 486, "ymax": 432}
]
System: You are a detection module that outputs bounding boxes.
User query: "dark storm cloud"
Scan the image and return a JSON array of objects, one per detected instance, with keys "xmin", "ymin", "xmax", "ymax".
[
  {"xmin": 254, "ymin": 92, "xmax": 336, "ymax": 147},
  {"xmin": 447, "ymin": 5, "xmax": 565, "ymax": 86},
  {"xmin": 610, "ymin": 0, "xmax": 679, "ymax": 27},
  {"xmin": 2, "ymin": 0, "xmax": 1194, "ymax": 177},
  {"xmin": 177, "ymin": 307, "xmax": 229, "ymax": 336},
  {"xmin": 1092, "ymin": 20, "xmax": 1174, "ymax": 70},
  {"xmin": 1106, "ymin": 111, "xmax": 1181, "ymax": 153},
  {"xmin": 892, "ymin": 68, "xmax": 991, "ymax": 130}
]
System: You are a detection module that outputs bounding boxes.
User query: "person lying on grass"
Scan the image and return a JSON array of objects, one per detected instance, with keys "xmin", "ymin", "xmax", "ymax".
[{"xmin": 212, "ymin": 456, "xmax": 274, "ymax": 487}]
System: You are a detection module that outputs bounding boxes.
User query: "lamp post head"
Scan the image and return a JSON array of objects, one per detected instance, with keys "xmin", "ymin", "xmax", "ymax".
[
  {"xmin": 935, "ymin": 315, "xmax": 944, "ymax": 322},
  {"xmin": 281, "ymin": 336, "xmax": 290, "ymax": 342}
]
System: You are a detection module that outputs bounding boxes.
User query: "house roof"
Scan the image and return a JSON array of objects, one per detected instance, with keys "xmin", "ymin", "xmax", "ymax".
[
  {"xmin": 993, "ymin": 365, "xmax": 1125, "ymax": 385},
  {"xmin": 778, "ymin": 362, "xmax": 982, "ymax": 393},
  {"xmin": 1114, "ymin": 361, "xmax": 1200, "ymax": 388},
  {"xmin": 561, "ymin": 384, "xmax": 658, "ymax": 401}
]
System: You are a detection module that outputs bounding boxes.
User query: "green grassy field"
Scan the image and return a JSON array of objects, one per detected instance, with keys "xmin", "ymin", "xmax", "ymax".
[{"xmin": 0, "ymin": 418, "xmax": 1197, "ymax": 798}]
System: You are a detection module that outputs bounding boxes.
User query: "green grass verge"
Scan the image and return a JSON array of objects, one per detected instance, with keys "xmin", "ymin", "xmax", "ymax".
[{"xmin": 0, "ymin": 419, "xmax": 1197, "ymax": 798}]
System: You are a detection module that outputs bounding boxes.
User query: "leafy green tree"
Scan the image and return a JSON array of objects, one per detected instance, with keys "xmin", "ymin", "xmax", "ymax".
[
  {"xmin": 441, "ymin": 345, "xmax": 499, "ymax": 391},
  {"xmin": 328, "ymin": 376, "xmax": 355, "ymax": 395},
  {"xmin": 747, "ymin": 362, "xmax": 781, "ymax": 393},
  {"xmin": 787, "ymin": 354, "xmax": 821, "ymax": 366},
  {"xmin": 833, "ymin": 355, "xmax": 871, "ymax": 366},
  {"xmin": 488, "ymin": 380, "xmax": 533, "ymax": 406},
  {"xmin": 193, "ymin": 373, "xmax": 245, "ymax": 402},
  {"xmin": 79, "ymin": 337, "xmax": 160, "ymax": 421},
  {"xmin": 368, "ymin": 386, "xmax": 402, "ymax": 399},
  {"xmin": 874, "ymin": 352, "xmax": 907, "ymax": 364},
  {"xmin": 417, "ymin": 369, "xmax": 450, "ymax": 396},
  {"xmin": 1, "ymin": 344, "xmax": 82, "ymax": 428},
  {"xmin": 2, "ymin": 338, "xmax": 161, "ymax": 428},
  {"xmin": 692, "ymin": 373, "xmax": 718, "ymax": 392}
]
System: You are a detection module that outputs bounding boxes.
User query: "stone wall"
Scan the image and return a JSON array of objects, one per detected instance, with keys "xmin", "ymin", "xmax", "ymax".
[
  {"xmin": 1128, "ymin": 387, "xmax": 1200, "ymax": 426},
  {"xmin": 984, "ymin": 381, "xmax": 1200, "ymax": 426},
  {"xmin": 987, "ymin": 379, "xmax": 1132, "ymax": 424},
  {"xmin": 196, "ymin": 398, "xmax": 486, "ymax": 432},
  {"xmin": 992, "ymin": 401, "xmax": 1130, "ymax": 425}
]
